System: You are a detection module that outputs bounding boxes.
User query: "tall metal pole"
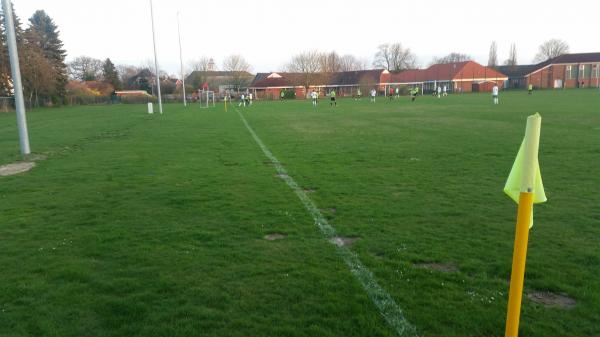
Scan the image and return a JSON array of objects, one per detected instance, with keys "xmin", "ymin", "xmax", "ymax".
[
  {"xmin": 2, "ymin": 0, "xmax": 30, "ymax": 155},
  {"xmin": 149, "ymin": 0, "xmax": 163, "ymax": 114},
  {"xmin": 177, "ymin": 12, "xmax": 187, "ymax": 107}
]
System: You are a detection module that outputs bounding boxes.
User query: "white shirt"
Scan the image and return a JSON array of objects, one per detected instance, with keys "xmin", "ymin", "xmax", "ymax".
[
  {"xmin": 443, "ymin": 86, "xmax": 447, "ymax": 92},
  {"xmin": 249, "ymin": 94, "xmax": 253, "ymax": 100},
  {"xmin": 241, "ymin": 94, "xmax": 245, "ymax": 100},
  {"xmin": 371, "ymin": 90, "xmax": 376, "ymax": 97},
  {"xmin": 492, "ymin": 86, "xmax": 499, "ymax": 96},
  {"xmin": 311, "ymin": 92, "xmax": 317, "ymax": 99}
]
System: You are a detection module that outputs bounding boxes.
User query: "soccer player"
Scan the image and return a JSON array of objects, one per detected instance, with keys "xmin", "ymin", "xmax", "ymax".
[
  {"xmin": 528, "ymin": 83, "xmax": 533, "ymax": 95},
  {"xmin": 249, "ymin": 93, "xmax": 253, "ymax": 106},
  {"xmin": 410, "ymin": 87, "xmax": 416, "ymax": 102},
  {"xmin": 330, "ymin": 90, "xmax": 337, "ymax": 107},
  {"xmin": 492, "ymin": 84, "xmax": 499, "ymax": 105},
  {"xmin": 437, "ymin": 86, "xmax": 442, "ymax": 98},
  {"xmin": 311, "ymin": 90, "xmax": 318, "ymax": 107},
  {"xmin": 443, "ymin": 85, "xmax": 448, "ymax": 96},
  {"xmin": 395, "ymin": 87, "xmax": 400, "ymax": 98},
  {"xmin": 239, "ymin": 93, "xmax": 246, "ymax": 107},
  {"xmin": 356, "ymin": 88, "xmax": 362, "ymax": 100},
  {"xmin": 370, "ymin": 88, "xmax": 376, "ymax": 102},
  {"xmin": 389, "ymin": 87, "xmax": 394, "ymax": 100}
]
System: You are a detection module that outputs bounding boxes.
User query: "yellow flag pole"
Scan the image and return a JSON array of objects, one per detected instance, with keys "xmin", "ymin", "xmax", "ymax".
[{"xmin": 504, "ymin": 114, "xmax": 542, "ymax": 337}]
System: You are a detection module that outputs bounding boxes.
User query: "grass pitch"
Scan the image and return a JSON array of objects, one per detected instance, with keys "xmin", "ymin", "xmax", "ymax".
[{"xmin": 1, "ymin": 90, "xmax": 599, "ymax": 336}]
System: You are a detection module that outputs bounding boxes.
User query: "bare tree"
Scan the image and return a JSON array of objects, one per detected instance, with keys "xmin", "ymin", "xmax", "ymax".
[
  {"xmin": 339, "ymin": 54, "xmax": 364, "ymax": 71},
  {"xmin": 285, "ymin": 50, "xmax": 322, "ymax": 93},
  {"xmin": 68, "ymin": 56, "xmax": 103, "ymax": 81},
  {"xmin": 488, "ymin": 41, "xmax": 498, "ymax": 67},
  {"xmin": 189, "ymin": 56, "xmax": 215, "ymax": 73},
  {"xmin": 222, "ymin": 54, "xmax": 252, "ymax": 91},
  {"xmin": 373, "ymin": 44, "xmax": 393, "ymax": 70},
  {"xmin": 285, "ymin": 50, "xmax": 321, "ymax": 73},
  {"xmin": 116, "ymin": 65, "xmax": 140, "ymax": 87},
  {"xmin": 319, "ymin": 51, "xmax": 342, "ymax": 73},
  {"xmin": 534, "ymin": 39, "xmax": 569, "ymax": 62},
  {"xmin": 373, "ymin": 43, "xmax": 416, "ymax": 71},
  {"xmin": 431, "ymin": 52, "xmax": 472, "ymax": 65},
  {"xmin": 504, "ymin": 43, "xmax": 518, "ymax": 66},
  {"xmin": 357, "ymin": 57, "xmax": 370, "ymax": 70}
]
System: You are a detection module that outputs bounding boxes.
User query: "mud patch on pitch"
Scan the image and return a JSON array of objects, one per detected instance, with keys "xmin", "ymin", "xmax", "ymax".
[
  {"xmin": 330, "ymin": 236, "xmax": 360, "ymax": 247},
  {"xmin": 527, "ymin": 291, "xmax": 576, "ymax": 309},
  {"xmin": 0, "ymin": 162, "xmax": 35, "ymax": 176},
  {"xmin": 414, "ymin": 262, "xmax": 459, "ymax": 273},
  {"xmin": 264, "ymin": 233, "xmax": 287, "ymax": 241}
]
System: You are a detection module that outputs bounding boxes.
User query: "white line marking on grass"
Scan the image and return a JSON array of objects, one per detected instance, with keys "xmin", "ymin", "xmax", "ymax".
[{"xmin": 236, "ymin": 108, "xmax": 417, "ymax": 337}]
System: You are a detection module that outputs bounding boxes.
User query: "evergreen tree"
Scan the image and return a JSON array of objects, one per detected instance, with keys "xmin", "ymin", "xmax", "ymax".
[
  {"xmin": 28, "ymin": 10, "xmax": 67, "ymax": 103},
  {"xmin": 504, "ymin": 43, "xmax": 518, "ymax": 67},
  {"xmin": 102, "ymin": 58, "xmax": 122, "ymax": 90},
  {"xmin": 0, "ymin": 8, "xmax": 10, "ymax": 96},
  {"xmin": 0, "ymin": 2, "xmax": 24, "ymax": 96},
  {"xmin": 488, "ymin": 41, "xmax": 498, "ymax": 67}
]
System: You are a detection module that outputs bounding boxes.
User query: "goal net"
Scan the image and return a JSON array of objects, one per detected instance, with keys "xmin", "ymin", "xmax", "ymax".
[{"xmin": 198, "ymin": 90, "xmax": 216, "ymax": 108}]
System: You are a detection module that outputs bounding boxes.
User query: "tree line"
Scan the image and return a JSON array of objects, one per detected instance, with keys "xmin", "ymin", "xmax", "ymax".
[
  {"xmin": 0, "ymin": 4, "xmax": 67, "ymax": 107},
  {"xmin": 1, "ymin": 3, "xmax": 572, "ymax": 107}
]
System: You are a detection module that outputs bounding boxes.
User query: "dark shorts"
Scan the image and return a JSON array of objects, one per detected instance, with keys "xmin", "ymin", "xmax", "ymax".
[{"xmin": 331, "ymin": 97, "xmax": 336, "ymax": 101}]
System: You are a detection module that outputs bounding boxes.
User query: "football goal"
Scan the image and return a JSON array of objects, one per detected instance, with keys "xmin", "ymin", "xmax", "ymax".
[{"xmin": 198, "ymin": 90, "xmax": 216, "ymax": 108}]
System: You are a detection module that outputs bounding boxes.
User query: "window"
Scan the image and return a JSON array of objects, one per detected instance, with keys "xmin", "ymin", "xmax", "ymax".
[
  {"xmin": 566, "ymin": 65, "xmax": 576, "ymax": 79},
  {"xmin": 593, "ymin": 64, "xmax": 600, "ymax": 79},
  {"xmin": 579, "ymin": 64, "xmax": 591, "ymax": 78}
]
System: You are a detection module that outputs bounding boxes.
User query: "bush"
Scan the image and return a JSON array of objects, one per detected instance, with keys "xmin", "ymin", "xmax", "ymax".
[{"xmin": 280, "ymin": 89, "xmax": 296, "ymax": 99}]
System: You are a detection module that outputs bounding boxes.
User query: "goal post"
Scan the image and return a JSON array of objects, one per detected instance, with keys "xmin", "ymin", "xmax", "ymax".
[{"xmin": 198, "ymin": 90, "xmax": 216, "ymax": 108}]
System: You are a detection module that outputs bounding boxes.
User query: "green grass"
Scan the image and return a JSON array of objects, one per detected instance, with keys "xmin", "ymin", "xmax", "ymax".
[{"xmin": 1, "ymin": 90, "xmax": 599, "ymax": 337}]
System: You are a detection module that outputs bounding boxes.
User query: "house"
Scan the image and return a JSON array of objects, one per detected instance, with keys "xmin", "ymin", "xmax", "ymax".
[
  {"xmin": 249, "ymin": 70, "xmax": 390, "ymax": 99},
  {"xmin": 388, "ymin": 61, "xmax": 508, "ymax": 93},
  {"xmin": 185, "ymin": 71, "xmax": 254, "ymax": 94},
  {"xmin": 249, "ymin": 62, "xmax": 506, "ymax": 100},
  {"xmin": 493, "ymin": 65, "xmax": 541, "ymax": 89},
  {"xmin": 523, "ymin": 53, "xmax": 600, "ymax": 89}
]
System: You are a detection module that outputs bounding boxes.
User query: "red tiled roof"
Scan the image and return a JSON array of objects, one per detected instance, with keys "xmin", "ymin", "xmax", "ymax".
[{"xmin": 390, "ymin": 61, "xmax": 507, "ymax": 83}]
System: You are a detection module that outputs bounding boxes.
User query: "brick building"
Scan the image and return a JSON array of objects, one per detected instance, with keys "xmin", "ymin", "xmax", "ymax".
[
  {"xmin": 249, "ymin": 70, "xmax": 389, "ymax": 99},
  {"xmin": 249, "ymin": 61, "xmax": 506, "ymax": 99},
  {"xmin": 387, "ymin": 61, "xmax": 507, "ymax": 93},
  {"xmin": 523, "ymin": 53, "xmax": 600, "ymax": 89}
]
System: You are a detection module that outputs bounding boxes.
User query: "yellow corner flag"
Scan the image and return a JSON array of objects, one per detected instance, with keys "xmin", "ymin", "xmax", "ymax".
[
  {"xmin": 503, "ymin": 114, "xmax": 547, "ymax": 228},
  {"xmin": 504, "ymin": 113, "xmax": 547, "ymax": 337}
]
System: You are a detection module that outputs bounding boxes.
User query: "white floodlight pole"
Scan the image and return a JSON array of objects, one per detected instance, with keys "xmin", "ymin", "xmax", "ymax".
[
  {"xmin": 2, "ymin": 0, "xmax": 30, "ymax": 155},
  {"xmin": 177, "ymin": 12, "xmax": 187, "ymax": 107},
  {"xmin": 149, "ymin": 0, "xmax": 163, "ymax": 114}
]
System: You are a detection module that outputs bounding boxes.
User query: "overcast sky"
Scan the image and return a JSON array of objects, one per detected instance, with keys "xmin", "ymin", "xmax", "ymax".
[{"xmin": 11, "ymin": 0, "xmax": 600, "ymax": 77}]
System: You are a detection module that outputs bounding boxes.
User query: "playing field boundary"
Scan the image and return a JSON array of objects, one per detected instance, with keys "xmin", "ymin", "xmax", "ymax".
[{"xmin": 235, "ymin": 107, "xmax": 417, "ymax": 337}]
